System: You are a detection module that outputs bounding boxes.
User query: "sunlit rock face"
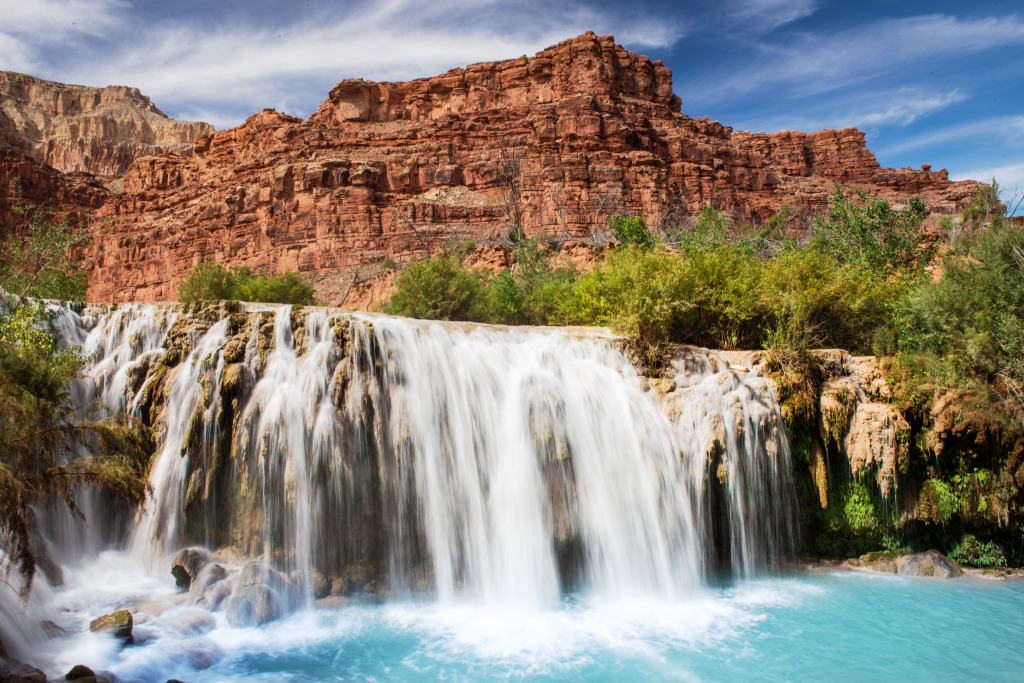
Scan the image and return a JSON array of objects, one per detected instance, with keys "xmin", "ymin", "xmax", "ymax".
[
  {"xmin": 42, "ymin": 31, "xmax": 969, "ymax": 302},
  {"xmin": 0, "ymin": 71, "xmax": 213, "ymax": 179}
]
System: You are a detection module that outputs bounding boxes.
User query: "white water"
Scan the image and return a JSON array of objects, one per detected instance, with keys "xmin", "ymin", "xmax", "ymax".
[{"xmin": 1, "ymin": 304, "xmax": 797, "ymax": 673}]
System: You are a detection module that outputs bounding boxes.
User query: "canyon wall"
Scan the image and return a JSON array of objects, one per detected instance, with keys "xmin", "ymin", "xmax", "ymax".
[
  {"xmin": 0, "ymin": 71, "xmax": 212, "ymax": 179},
  {"xmin": 0, "ymin": 34, "xmax": 978, "ymax": 302}
]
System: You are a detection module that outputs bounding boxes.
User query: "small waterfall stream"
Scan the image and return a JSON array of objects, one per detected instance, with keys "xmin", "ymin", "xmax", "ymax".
[{"xmin": 1, "ymin": 303, "xmax": 797, "ymax": 671}]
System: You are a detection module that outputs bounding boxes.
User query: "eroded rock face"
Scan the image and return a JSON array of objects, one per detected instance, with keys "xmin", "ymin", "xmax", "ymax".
[
  {"xmin": 77, "ymin": 32, "xmax": 975, "ymax": 302},
  {"xmin": 0, "ymin": 71, "xmax": 213, "ymax": 179}
]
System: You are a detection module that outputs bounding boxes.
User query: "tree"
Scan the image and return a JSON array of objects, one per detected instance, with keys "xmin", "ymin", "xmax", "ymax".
[
  {"xmin": 0, "ymin": 199, "xmax": 150, "ymax": 599},
  {"xmin": 496, "ymin": 144, "xmax": 527, "ymax": 243}
]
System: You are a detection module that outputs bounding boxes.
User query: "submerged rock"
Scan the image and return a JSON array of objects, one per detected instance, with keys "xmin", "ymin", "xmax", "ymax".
[
  {"xmin": 187, "ymin": 563, "xmax": 228, "ymax": 607},
  {"xmin": 171, "ymin": 548, "xmax": 212, "ymax": 590},
  {"xmin": 226, "ymin": 584, "xmax": 281, "ymax": 627},
  {"xmin": 89, "ymin": 610, "xmax": 133, "ymax": 642}
]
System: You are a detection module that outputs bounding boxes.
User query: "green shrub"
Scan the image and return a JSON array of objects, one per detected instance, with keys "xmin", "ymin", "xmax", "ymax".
[
  {"xmin": 949, "ymin": 534, "xmax": 1007, "ymax": 568},
  {"xmin": 812, "ymin": 184, "xmax": 932, "ymax": 276},
  {"xmin": 377, "ymin": 252, "xmax": 489, "ymax": 321},
  {"xmin": 609, "ymin": 215, "xmax": 655, "ymax": 249},
  {"xmin": 177, "ymin": 262, "xmax": 315, "ymax": 305}
]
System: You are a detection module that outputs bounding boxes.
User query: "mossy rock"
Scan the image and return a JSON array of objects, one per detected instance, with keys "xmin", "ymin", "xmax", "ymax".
[{"xmin": 89, "ymin": 609, "xmax": 133, "ymax": 641}]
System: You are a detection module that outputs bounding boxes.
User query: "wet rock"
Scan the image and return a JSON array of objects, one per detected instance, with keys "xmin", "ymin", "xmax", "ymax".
[
  {"xmin": 41, "ymin": 621, "xmax": 67, "ymax": 638},
  {"xmin": 65, "ymin": 664, "xmax": 94, "ymax": 680},
  {"xmin": 187, "ymin": 563, "xmax": 228, "ymax": 606},
  {"xmin": 181, "ymin": 638, "xmax": 224, "ymax": 670},
  {"xmin": 0, "ymin": 658, "xmax": 47, "ymax": 683},
  {"xmin": 896, "ymin": 550, "xmax": 964, "ymax": 579},
  {"xmin": 89, "ymin": 610, "xmax": 133, "ymax": 642},
  {"xmin": 226, "ymin": 584, "xmax": 281, "ymax": 627},
  {"xmin": 171, "ymin": 548, "xmax": 212, "ymax": 590},
  {"xmin": 311, "ymin": 570, "xmax": 330, "ymax": 599}
]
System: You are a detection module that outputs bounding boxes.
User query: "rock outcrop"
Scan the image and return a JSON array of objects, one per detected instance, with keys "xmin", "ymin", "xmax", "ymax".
[
  {"xmin": 0, "ymin": 71, "xmax": 212, "ymax": 179},
  {"xmin": 83, "ymin": 32, "xmax": 976, "ymax": 302},
  {"xmin": 0, "ymin": 34, "xmax": 978, "ymax": 303}
]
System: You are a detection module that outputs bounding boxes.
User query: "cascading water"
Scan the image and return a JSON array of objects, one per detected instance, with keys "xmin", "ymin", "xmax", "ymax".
[{"xmin": 1, "ymin": 302, "xmax": 801, "ymax": 678}]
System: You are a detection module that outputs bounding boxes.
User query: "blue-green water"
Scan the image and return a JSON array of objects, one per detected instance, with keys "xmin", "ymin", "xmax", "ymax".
[{"xmin": 66, "ymin": 570, "xmax": 1024, "ymax": 682}]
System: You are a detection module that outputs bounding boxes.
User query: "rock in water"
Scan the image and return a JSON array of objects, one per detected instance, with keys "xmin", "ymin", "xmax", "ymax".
[
  {"xmin": 226, "ymin": 584, "xmax": 281, "ymax": 627},
  {"xmin": 895, "ymin": 550, "xmax": 964, "ymax": 578},
  {"xmin": 171, "ymin": 547, "xmax": 212, "ymax": 590},
  {"xmin": 187, "ymin": 563, "xmax": 228, "ymax": 606},
  {"xmin": 65, "ymin": 664, "xmax": 95, "ymax": 679},
  {"xmin": 89, "ymin": 609, "xmax": 134, "ymax": 642}
]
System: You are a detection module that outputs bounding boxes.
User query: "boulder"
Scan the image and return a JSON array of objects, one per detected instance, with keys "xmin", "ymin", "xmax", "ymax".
[
  {"xmin": 89, "ymin": 610, "xmax": 133, "ymax": 642},
  {"xmin": 311, "ymin": 570, "xmax": 330, "ymax": 599},
  {"xmin": 187, "ymin": 563, "xmax": 228, "ymax": 606},
  {"xmin": 895, "ymin": 550, "xmax": 964, "ymax": 579},
  {"xmin": 226, "ymin": 584, "xmax": 281, "ymax": 628},
  {"xmin": 171, "ymin": 547, "xmax": 212, "ymax": 590},
  {"xmin": 65, "ymin": 664, "xmax": 95, "ymax": 680}
]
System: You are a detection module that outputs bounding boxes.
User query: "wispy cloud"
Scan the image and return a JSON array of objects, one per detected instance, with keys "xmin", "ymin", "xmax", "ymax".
[
  {"xmin": 722, "ymin": 0, "xmax": 818, "ymax": 31},
  {"xmin": 880, "ymin": 115, "xmax": 1024, "ymax": 156},
  {"xmin": 693, "ymin": 13, "xmax": 1024, "ymax": 103},
  {"xmin": 733, "ymin": 87, "xmax": 966, "ymax": 134},
  {"xmin": 953, "ymin": 162, "xmax": 1024, "ymax": 211}
]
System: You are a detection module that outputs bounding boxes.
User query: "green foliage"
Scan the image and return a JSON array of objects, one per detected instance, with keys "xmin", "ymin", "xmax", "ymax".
[
  {"xmin": 663, "ymin": 204, "xmax": 733, "ymax": 251},
  {"xmin": 0, "ymin": 199, "xmax": 150, "ymax": 599},
  {"xmin": 377, "ymin": 251, "xmax": 490, "ymax": 321},
  {"xmin": 485, "ymin": 236, "xmax": 578, "ymax": 326},
  {"xmin": 812, "ymin": 184, "xmax": 932, "ymax": 276},
  {"xmin": 177, "ymin": 261, "xmax": 315, "ymax": 305},
  {"xmin": 609, "ymin": 215, "xmax": 655, "ymax": 249},
  {"xmin": 949, "ymin": 534, "xmax": 1007, "ymax": 568},
  {"xmin": 814, "ymin": 480, "xmax": 896, "ymax": 556}
]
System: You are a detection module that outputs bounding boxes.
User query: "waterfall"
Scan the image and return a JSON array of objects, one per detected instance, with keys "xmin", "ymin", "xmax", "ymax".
[{"xmin": 23, "ymin": 303, "xmax": 796, "ymax": 613}]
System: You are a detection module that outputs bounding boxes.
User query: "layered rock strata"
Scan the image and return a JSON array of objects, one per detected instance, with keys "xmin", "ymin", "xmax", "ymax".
[
  {"xmin": 0, "ymin": 71, "xmax": 213, "ymax": 179},
  {"xmin": 0, "ymin": 34, "xmax": 977, "ymax": 302}
]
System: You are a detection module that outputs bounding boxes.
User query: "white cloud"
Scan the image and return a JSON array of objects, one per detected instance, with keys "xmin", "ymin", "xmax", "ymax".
[
  {"xmin": 723, "ymin": 0, "xmax": 818, "ymax": 31},
  {"xmin": 14, "ymin": 0, "xmax": 686, "ymax": 128},
  {"xmin": 0, "ymin": 0, "xmax": 127, "ymax": 36},
  {"xmin": 953, "ymin": 162, "xmax": 1024, "ymax": 210},
  {"xmin": 734, "ymin": 87, "xmax": 966, "ymax": 134},
  {"xmin": 693, "ymin": 13, "xmax": 1024, "ymax": 103},
  {"xmin": 881, "ymin": 115, "xmax": 1024, "ymax": 156}
]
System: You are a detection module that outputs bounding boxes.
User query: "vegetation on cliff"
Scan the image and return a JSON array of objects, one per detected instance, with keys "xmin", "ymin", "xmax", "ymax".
[
  {"xmin": 0, "ymin": 201, "xmax": 150, "ymax": 598},
  {"xmin": 177, "ymin": 260, "xmax": 316, "ymax": 306}
]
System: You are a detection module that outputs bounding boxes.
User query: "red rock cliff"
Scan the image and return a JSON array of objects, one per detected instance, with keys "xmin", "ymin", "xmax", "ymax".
[{"xmin": 2, "ymin": 34, "xmax": 976, "ymax": 302}]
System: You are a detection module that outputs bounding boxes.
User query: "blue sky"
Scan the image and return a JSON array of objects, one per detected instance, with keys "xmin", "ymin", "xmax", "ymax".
[{"xmin": 2, "ymin": 0, "xmax": 1023, "ymax": 205}]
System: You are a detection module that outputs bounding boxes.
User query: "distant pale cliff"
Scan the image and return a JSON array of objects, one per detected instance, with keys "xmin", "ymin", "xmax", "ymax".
[{"xmin": 0, "ymin": 71, "xmax": 212, "ymax": 179}]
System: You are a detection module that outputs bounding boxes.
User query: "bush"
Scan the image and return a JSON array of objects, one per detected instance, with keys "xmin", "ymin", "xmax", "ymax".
[
  {"xmin": 609, "ymin": 215, "xmax": 655, "ymax": 249},
  {"xmin": 485, "ymin": 237, "xmax": 577, "ymax": 326},
  {"xmin": 177, "ymin": 262, "xmax": 315, "ymax": 305},
  {"xmin": 812, "ymin": 184, "xmax": 932, "ymax": 276},
  {"xmin": 949, "ymin": 534, "xmax": 1007, "ymax": 568},
  {"xmin": 377, "ymin": 252, "xmax": 489, "ymax": 321}
]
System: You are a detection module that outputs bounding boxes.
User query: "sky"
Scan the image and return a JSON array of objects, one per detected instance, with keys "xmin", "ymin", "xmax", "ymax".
[{"xmin": 2, "ymin": 0, "xmax": 1023, "ymax": 206}]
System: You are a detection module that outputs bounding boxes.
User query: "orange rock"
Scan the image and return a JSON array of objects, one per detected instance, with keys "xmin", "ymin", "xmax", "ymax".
[{"xmin": 0, "ymin": 34, "xmax": 979, "ymax": 303}]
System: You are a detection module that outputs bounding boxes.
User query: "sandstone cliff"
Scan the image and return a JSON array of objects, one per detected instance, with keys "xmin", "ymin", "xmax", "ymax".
[
  {"xmin": 0, "ymin": 71, "xmax": 213, "ymax": 179},
  {"xmin": 0, "ymin": 34, "xmax": 978, "ymax": 303}
]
